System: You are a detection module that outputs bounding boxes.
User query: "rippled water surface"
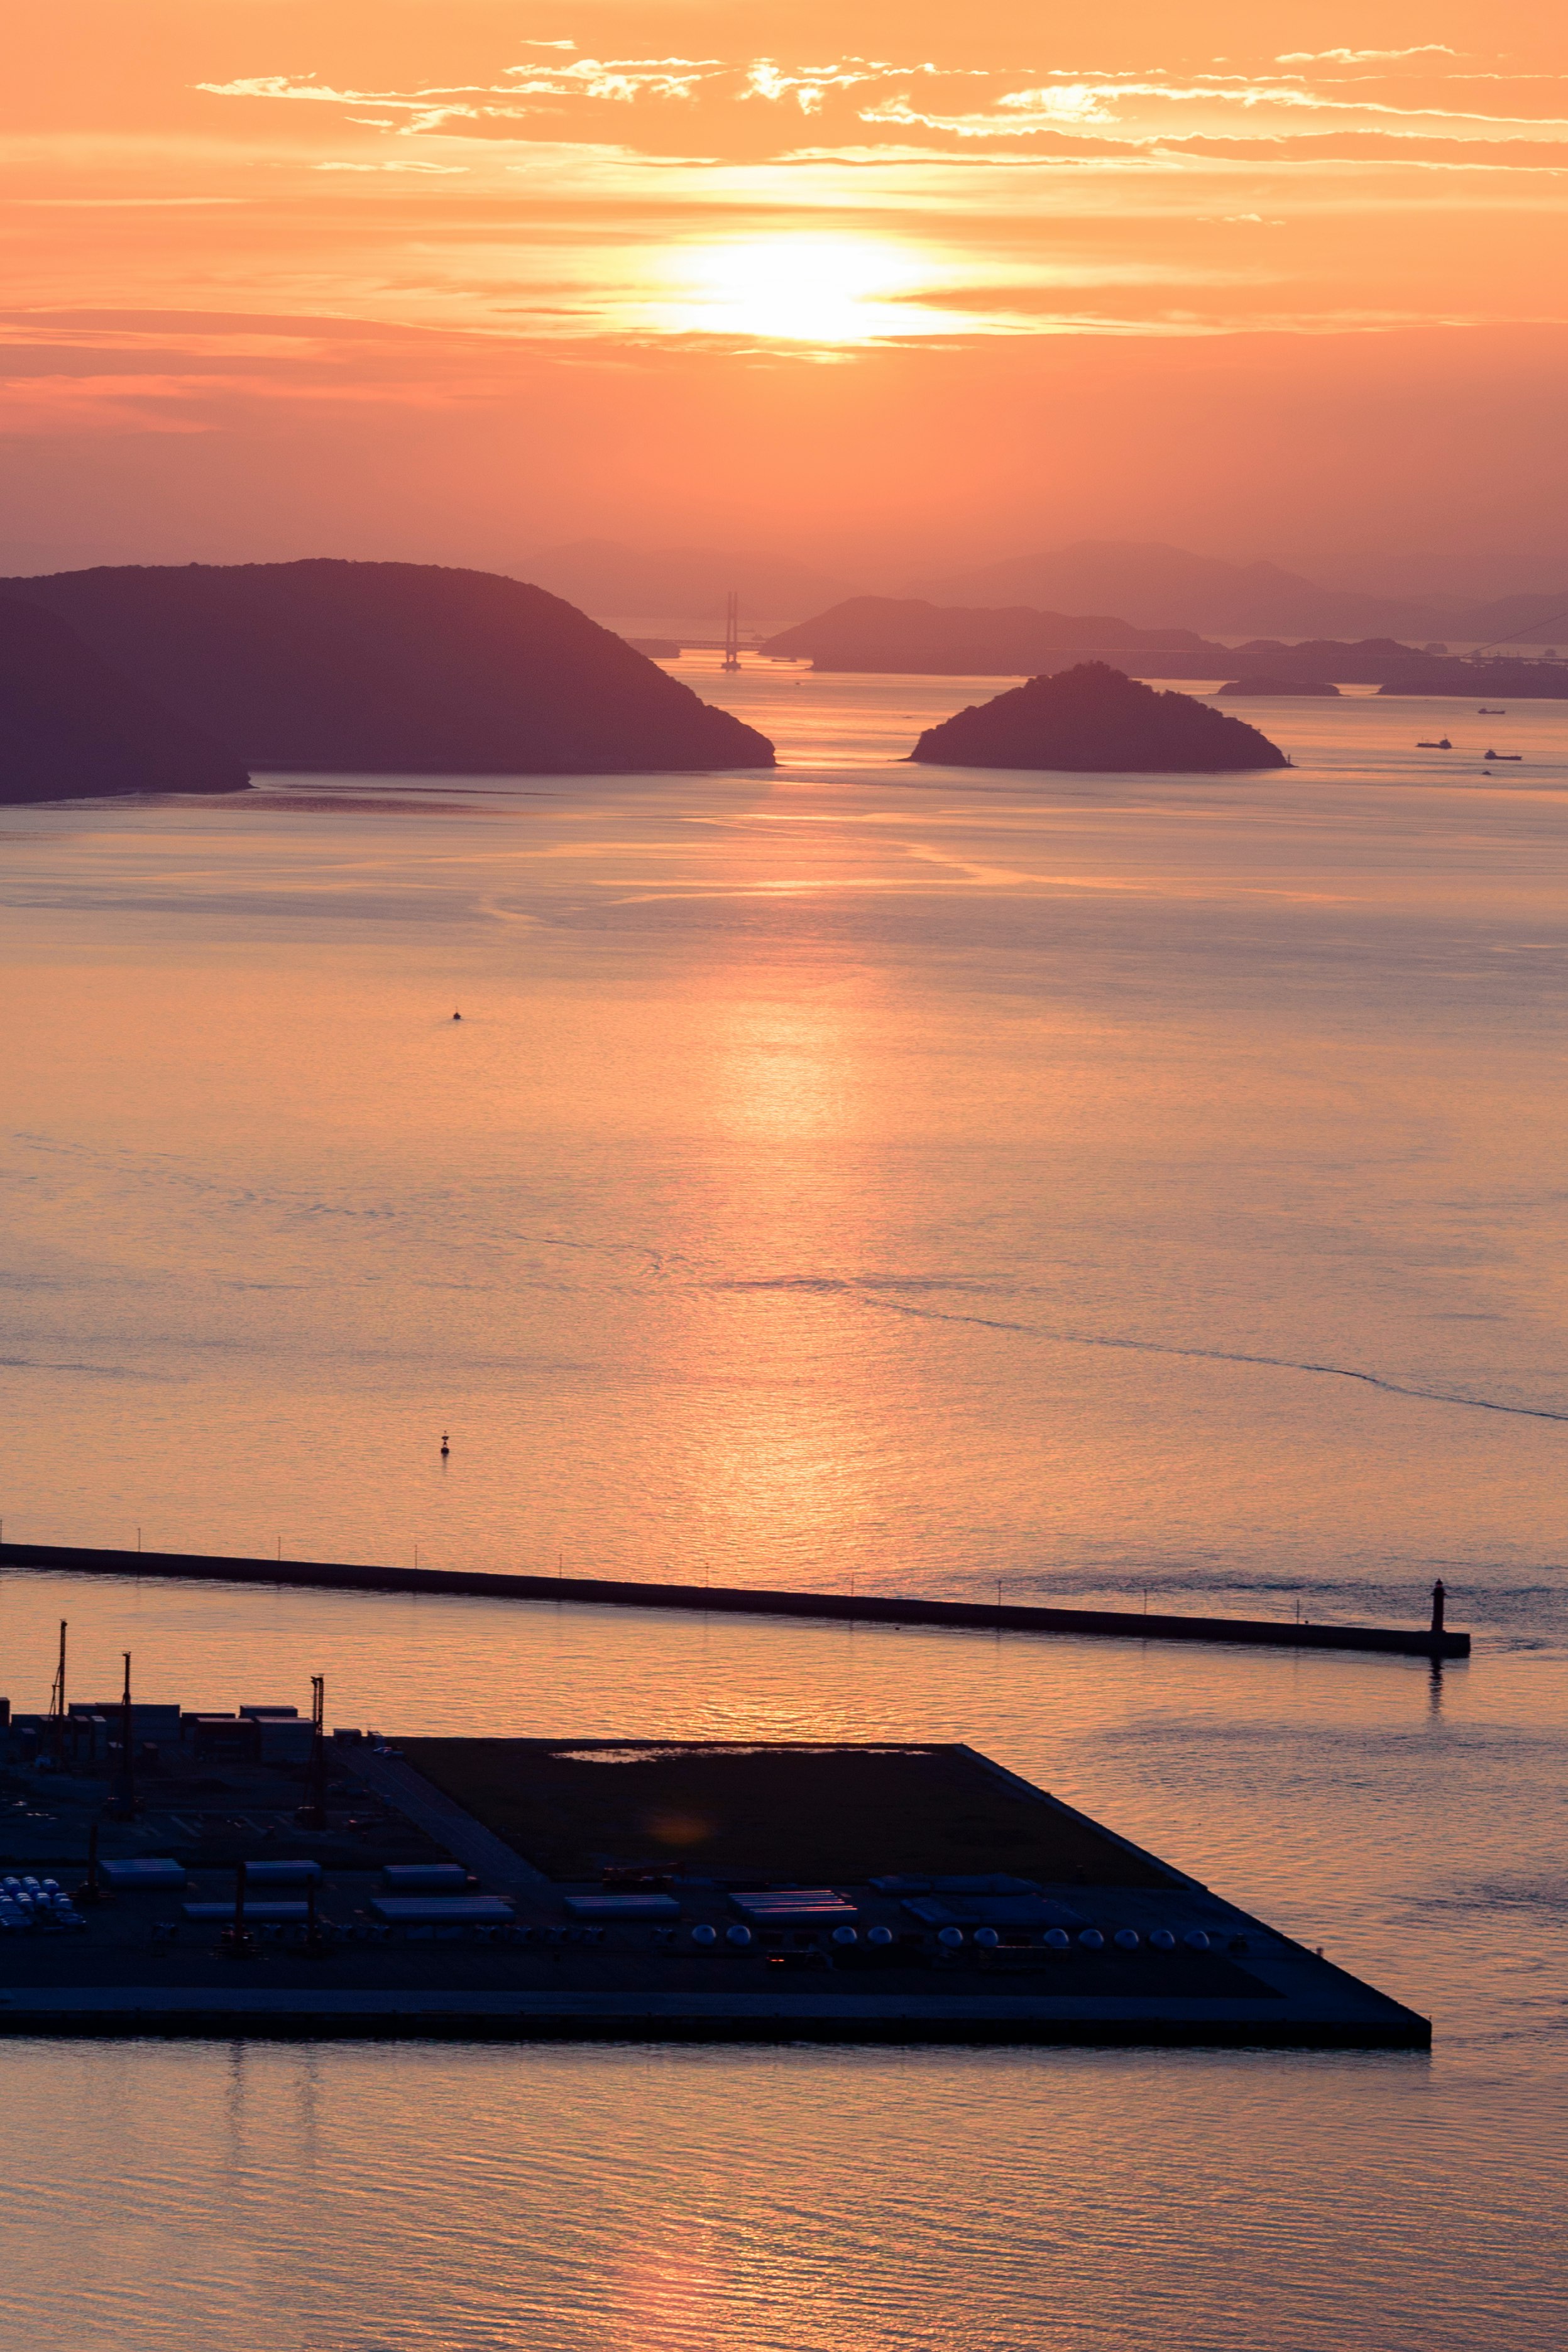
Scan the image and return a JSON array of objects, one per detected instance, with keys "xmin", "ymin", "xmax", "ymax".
[{"xmin": 1, "ymin": 666, "xmax": 1566, "ymax": 2347}]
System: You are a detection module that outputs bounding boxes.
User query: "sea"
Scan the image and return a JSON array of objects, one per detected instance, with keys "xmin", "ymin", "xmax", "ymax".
[{"xmin": 1, "ymin": 662, "xmax": 1565, "ymax": 2348}]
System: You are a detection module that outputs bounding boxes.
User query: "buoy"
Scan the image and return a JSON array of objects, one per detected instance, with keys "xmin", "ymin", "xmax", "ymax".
[
  {"xmin": 974, "ymin": 1926, "xmax": 1000, "ymax": 1949},
  {"xmin": 452, "ymin": 1010, "xmax": 462, "ymax": 1021},
  {"xmin": 867, "ymin": 1924, "xmax": 894, "ymax": 1947},
  {"xmin": 1078, "ymin": 1927, "xmax": 1104, "ymax": 1950},
  {"xmin": 831, "ymin": 1923, "xmax": 858, "ymax": 1945},
  {"xmin": 1149, "ymin": 1928, "xmax": 1176, "ymax": 1951},
  {"xmin": 725, "ymin": 1923, "xmax": 752, "ymax": 1947},
  {"xmin": 1183, "ymin": 1928, "xmax": 1210, "ymax": 1952},
  {"xmin": 691, "ymin": 1923, "xmax": 717, "ymax": 1946},
  {"xmin": 937, "ymin": 1925, "xmax": 964, "ymax": 1948},
  {"xmin": 440, "ymin": 1432, "xmax": 450, "ymax": 1458},
  {"xmin": 1114, "ymin": 1927, "xmax": 1139, "ymax": 1950}
]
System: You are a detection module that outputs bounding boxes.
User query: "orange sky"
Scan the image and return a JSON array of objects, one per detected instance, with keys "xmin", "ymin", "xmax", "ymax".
[{"xmin": 5, "ymin": 1, "xmax": 1568, "ymax": 590}]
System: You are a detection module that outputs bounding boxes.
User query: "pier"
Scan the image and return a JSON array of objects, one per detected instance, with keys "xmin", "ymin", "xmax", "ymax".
[{"xmin": 0, "ymin": 1541, "xmax": 1469, "ymax": 1659}]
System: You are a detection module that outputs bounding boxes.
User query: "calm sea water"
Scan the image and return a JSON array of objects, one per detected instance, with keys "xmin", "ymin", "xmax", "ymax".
[{"xmin": 1, "ymin": 666, "xmax": 1566, "ymax": 2348}]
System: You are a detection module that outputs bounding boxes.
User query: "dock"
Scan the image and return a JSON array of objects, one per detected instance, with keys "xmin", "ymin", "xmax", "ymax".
[
  {"xmin": 0, "ymin": 1542, "xmax": 1469, "ymax": 1658},
  {"xmin": 0, "ymin": 1727, "xmax": 1430, "ymax": 2048}
]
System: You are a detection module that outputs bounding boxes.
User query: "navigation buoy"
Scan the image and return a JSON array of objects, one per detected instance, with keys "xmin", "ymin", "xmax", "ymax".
[
  {"xmin": 440, "ymin": 1432, "xmax": 450, "ymax": 1458},
  {"xmin": 452, "ymin": 1010, "xmax": 462, "ymax": 1021}
]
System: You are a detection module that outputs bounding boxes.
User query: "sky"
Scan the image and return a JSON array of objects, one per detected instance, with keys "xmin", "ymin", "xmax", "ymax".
[{"xmin": 5, "ymin": 2, "xmax": 1568, "ymax": 592}]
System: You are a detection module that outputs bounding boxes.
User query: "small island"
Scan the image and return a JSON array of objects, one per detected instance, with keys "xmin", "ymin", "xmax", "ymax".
[
  {"xmin": 0, "ymin": 598, "xmax": 248, "ymax": 805},
  {"xmin": 1217, "ymin": 676, "xmax": 1340, "ymax": 698},
  {"xmin": 909, "ymin": 662, "xmax": 1290, "ymax": 772}
]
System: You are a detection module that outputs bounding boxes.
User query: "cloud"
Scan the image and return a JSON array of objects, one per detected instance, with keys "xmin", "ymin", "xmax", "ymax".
[
  {"xmin": 197, "ymin": 53, "xmax": 1564, "ymax": 162},
  {"xmin": 860, "ymin": 75, "xmax": 1568, "ymax": 145},
  {"xmin": 1276, "ymin": 47, "xmax": 1460, "ymax": 66},
  {"xmin": 997, "ymin": 85, "xmax": 1118, "ymax": 126}
]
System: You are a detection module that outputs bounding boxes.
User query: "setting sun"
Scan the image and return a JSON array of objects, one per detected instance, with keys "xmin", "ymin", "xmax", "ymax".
[{"xmin": 654, "ymin": 233, "xmax": 926, "ymax": 343}]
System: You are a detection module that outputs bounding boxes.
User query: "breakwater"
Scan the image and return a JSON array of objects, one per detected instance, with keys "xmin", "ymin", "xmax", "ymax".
[{"xmin": 0, "ymin": 1542, "xmax": 1469, "ymax": 1659}]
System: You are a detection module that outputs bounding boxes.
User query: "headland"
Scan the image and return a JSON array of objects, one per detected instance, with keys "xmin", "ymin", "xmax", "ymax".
[
  {"xmin": 0, "ymin": 597, "xmax": 248, "ymax": 805},
  {"xmin": 1, "ymin": 561, "xmax": 774, "ymax": 778}
]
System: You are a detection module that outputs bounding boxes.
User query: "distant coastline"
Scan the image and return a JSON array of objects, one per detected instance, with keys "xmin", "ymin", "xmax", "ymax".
[{"xmin": 762, "ymin": 596, "xmax": 1568, "ymax": 698}]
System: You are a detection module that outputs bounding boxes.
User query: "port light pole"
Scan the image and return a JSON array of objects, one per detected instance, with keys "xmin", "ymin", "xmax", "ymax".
[
  {"xmin": 107, "ymin": 1651, "xmax": 136, "ymax": 1819},
  {"xmin": 296, "ymin": 1673, "xmax": 328, "ymax": 1830}
]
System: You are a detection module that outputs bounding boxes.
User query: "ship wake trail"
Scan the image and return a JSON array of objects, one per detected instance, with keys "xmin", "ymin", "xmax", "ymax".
[
  {"xmin": 865, "ymin": 1296, "xmax": 1568, "ymax": 1424},
  {"xmin": 715, "ymin": 1278, "xmax": 1568, "ymax": 1426}
]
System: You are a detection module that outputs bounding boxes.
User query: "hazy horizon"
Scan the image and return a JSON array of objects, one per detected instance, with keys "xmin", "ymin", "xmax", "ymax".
[{"xmin": 8, "ymin": 3, "xmax": 1568, "ymax": 597}]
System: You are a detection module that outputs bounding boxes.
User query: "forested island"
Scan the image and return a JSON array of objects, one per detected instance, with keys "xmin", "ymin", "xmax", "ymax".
[
  {"xmin": 0, "ymin": 598, "xmax": 248, "ymax": 805},
  {"xmin": 909, "ymin": 662, "xmax": 1290, "ymax": 773},
  {"xmin": 1, "ymin": 561, "xmax": 774, "ymax": 788}
]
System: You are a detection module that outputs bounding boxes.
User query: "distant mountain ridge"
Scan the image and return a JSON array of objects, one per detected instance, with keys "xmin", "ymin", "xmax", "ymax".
[
  {"xmin": 923, "ymin": 541, "xmax": 1568, "ymax": 647},
  {"xmin": 514, "ymin": 535, "xmax": 1568, "ymax": 646},
  {"xmin": 1, "ymin": 561, "xmax": 774, "ymax": 777}
]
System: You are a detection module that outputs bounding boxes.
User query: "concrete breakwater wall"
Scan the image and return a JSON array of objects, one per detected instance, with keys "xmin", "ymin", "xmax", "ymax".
[{"xmin": 0, "ymin": 1542, "xmax": 1469, "ymax": 1659}]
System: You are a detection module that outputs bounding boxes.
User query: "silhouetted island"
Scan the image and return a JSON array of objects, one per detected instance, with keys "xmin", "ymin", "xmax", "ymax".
[
  {"xmin": 0, "ymin": 598, "xmax": 249, "ymax": 805},
  {"xmin": 909, "ymin": 663, "xmax": 1290, "ymax": 773},
  {"xmin": 1, "ymin": 561, "xmax": 774, "ymax": 776},
  {"xmin": 1217, "ymin": 676, "xmax": 1340, "ymax": 698}
]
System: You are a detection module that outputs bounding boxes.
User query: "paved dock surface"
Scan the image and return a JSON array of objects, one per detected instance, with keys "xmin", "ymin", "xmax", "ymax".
[{"xmin": 0, "ymin": 1734, "xmax": 1431, "ymax": 2048}]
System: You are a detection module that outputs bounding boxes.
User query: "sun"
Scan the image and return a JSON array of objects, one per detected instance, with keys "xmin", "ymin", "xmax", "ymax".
[{"xmin": 654, "ymin": 234, "xmax": 924, "ymax": 344}]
